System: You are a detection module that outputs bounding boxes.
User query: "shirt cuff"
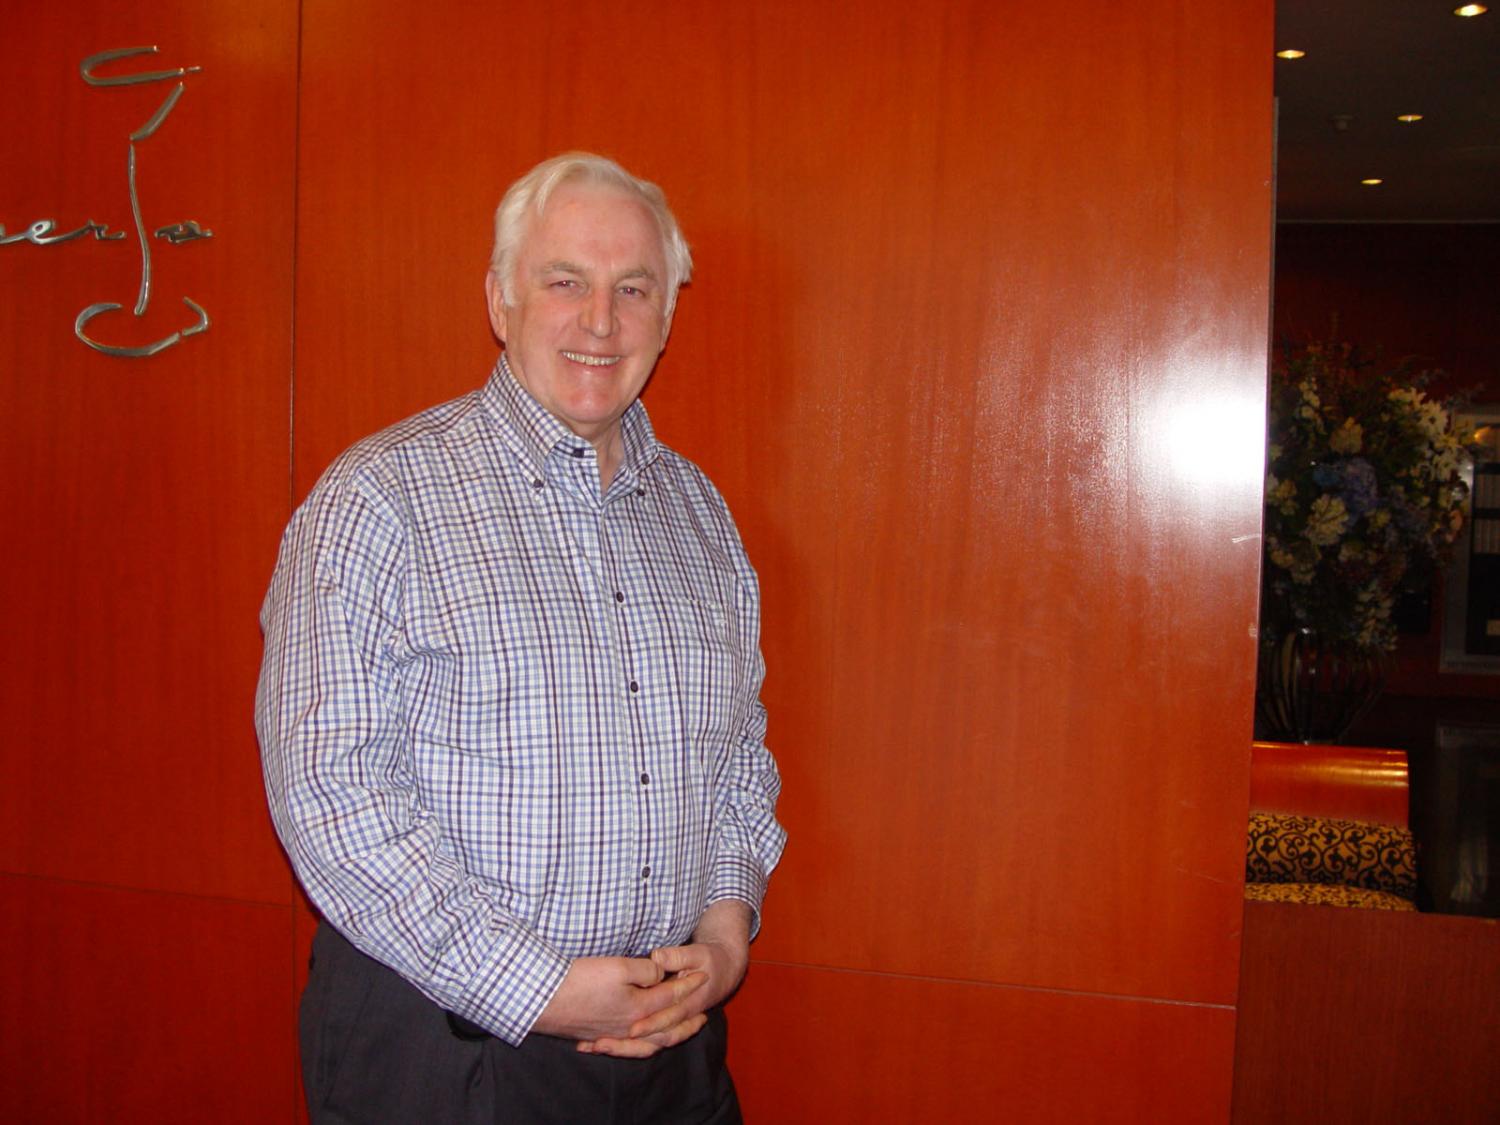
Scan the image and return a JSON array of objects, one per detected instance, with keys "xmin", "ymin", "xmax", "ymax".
[
  {"xmin": 705, "ymin": 853, "xmax": 769, "ymax": 940},
  {"xmin": 454, "ymin": 922, "xmax": 571, "ymax": 1045}
]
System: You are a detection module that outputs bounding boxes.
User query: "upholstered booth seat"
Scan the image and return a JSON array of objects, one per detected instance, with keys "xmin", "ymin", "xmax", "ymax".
[
  {"xmin": 1242, "ymin": 742, "xmax": 1417, "ymax": 912},
  {"xmin": 1243, "ymin": 881, "xmax": 1415, "ymax": 911},
  {"xmin": 1244, "ymin": 809, "xmax": 1417, "ymax": 910}
]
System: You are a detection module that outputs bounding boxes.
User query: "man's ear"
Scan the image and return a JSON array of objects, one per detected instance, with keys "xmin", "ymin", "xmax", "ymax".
[{"xmin": 484, "ymin": 271, "xmax": 508, "ymax": 342}]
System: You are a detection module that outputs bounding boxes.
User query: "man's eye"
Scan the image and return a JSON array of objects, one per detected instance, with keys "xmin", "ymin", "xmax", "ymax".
[{"xmin": 550, "ymin": 279, "xmax": 578, "ymax": 289}]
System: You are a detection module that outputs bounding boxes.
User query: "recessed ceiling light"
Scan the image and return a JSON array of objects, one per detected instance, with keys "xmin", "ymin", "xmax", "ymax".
[
  {"xmin": 1276, "ymin": 48, "xmax": 1306, "ymax": 59},
  {"xmin": 1361, "ymin": 178, "xmax": 1384, "ymax": 186},
  {"xmin": 1397, "ymin": 114, "xmax": 1425, "ymax": 123},
  {"xmin": 1454, "ymin": 4, "xmax": 1487, "ymax": 16}
]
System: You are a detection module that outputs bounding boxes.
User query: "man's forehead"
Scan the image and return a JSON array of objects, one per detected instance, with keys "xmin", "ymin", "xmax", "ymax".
[{"xmin": 521, "ymin": 187, "xmax": 666, "ymax": 268}]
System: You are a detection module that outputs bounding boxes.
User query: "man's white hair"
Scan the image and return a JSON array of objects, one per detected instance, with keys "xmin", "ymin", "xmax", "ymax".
[{"xmin": 490, "ymin": 152, "xmax": 693, "ymax": 319}]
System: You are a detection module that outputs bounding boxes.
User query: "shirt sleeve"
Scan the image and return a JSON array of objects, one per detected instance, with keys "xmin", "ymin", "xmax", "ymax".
[
  {"xmin": 255, "ymin": 470, "xmax": 570, "ymax": 1044},
  {"xmin": 701, "ymin": 500, "xmax": 788, "ymax": 940}
]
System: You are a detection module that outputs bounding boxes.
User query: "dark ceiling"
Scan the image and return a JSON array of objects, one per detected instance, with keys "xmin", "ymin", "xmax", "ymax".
[{"xmin": 1274, "ymin": 0, "xmax": 1500, "ymax": 222}]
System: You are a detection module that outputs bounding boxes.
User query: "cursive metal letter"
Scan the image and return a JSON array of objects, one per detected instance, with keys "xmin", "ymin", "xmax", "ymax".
[
  {"xmin": 130, "ymin": 81, "xmax": 185, "ymax": 142},
  {"xmin": 0, "ymin": 218, "xmax": 129, "ymax": 245},
  {"xmin": 80, "ymin": 46, "xmax": 201, "ymax": 87},
  {"xmin": 62, "ymin": 219, "xmax": 127, "ymax": 243},
  {"xmin": 153, "ymin": 220, "xmax": 213, "ymax": 243},
  {"xmin": 74, "ymin": 296, "xmax": 210, "ymax": 357},
  {"xmin": 127, "ymin": 144, "xmax": 151, "ymax": 314},
  {"xmin": 1, "ymin": 220, "xmax": 56, "ymax": 244},
  {"xmin": 180, "ymin": 297, "xmax": 209, "ymax": 337}
]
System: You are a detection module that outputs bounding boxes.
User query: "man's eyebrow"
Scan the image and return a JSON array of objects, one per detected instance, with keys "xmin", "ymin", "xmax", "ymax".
[{"xmin": 535, "ymin": 260, "xmax": 659, "ymax": 283}]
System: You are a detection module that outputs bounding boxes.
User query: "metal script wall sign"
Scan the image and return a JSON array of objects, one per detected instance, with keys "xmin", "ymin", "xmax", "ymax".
[{"xmin": 0, "ymin": 46, "xmax": 213, "ymax": 358}]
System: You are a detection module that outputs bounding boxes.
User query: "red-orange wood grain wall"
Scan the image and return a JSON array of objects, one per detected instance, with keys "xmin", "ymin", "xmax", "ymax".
[
  {"xmin": 0, "ymin": 2, "xmax": 300, "ymax": 1121},
  {"xmin": 2, "ymin": 1, "xmax": 1273, "ymax": 1120}
]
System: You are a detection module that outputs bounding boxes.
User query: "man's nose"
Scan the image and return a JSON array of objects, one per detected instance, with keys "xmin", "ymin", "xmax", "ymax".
[{"xmin": 580, "ymin": 288, "xmax": 617, "ymax": 337}]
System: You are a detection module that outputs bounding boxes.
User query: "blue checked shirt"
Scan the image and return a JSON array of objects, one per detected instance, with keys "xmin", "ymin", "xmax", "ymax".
[{"xmin": 256, "ymin": 357, "xmax": 785, "ymax": 1044}]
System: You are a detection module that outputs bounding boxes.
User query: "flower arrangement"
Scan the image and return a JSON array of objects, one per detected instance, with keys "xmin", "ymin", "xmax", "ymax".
[{"xmin": 1261, "ymin": 342, "xmax": 1471, "ymax": 653}]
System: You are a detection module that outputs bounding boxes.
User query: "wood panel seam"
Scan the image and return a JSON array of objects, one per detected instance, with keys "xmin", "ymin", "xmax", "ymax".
[
  {"xmin": 749, "ymin": 957, "xmax": 1236, "ymax": 1011},
  {"xmin": 0, "ymin": 868, "xmax": 297, "ymax": 913}
]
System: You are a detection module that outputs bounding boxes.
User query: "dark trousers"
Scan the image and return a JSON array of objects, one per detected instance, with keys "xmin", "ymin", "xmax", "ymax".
[{"xmin": 300, "ymin": 924, "xmax": 743, "ymax": 1125}]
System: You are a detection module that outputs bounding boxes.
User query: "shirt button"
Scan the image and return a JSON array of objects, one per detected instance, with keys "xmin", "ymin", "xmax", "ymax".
[
  {"xmin": 640, "ymin": 772, "xmax": 650, "ymax": 785},
  {"xmin": 531, "ymin": 478, "xmax": 543, "ymax": 490},
  {"xmin": 641, "ymin": 866, "xmax": 651, "ymax": 879},
  {"xmin": 615, "ymin": 591, "xmax": 624, "ymax": 603},
  {"xmin": 629, "ymin": 681, "xmax": 639, "ymax": 694}
]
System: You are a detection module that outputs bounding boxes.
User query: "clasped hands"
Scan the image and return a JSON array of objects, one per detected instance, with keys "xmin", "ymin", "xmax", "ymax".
[{"xmin": 530, "ymin": 900, "xmax": 751, "ymax": 1059}]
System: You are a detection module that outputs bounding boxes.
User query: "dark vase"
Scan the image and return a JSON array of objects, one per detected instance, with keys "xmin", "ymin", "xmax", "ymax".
[{"xmin": 1255, "ymin": 627, "xmax": 1387, "ymax": 743}]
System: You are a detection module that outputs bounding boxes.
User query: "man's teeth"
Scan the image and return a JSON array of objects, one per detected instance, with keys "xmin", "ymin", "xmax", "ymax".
[{"xmin": 562, "ymin": 352, "xmax": 620, "ymax": 367}]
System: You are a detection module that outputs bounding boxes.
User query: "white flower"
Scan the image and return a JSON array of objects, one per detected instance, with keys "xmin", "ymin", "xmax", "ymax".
[
  {"xmin": 1389, "ymin": 386, "xmax": 1452, "ymax": 444},
  {"xmin": 1388, "ymin": 386, "xmax": 1420, "ymax": 408},
  {"xmin": 1304, "ymin": 494, "xmax": 1350, "ymax": 547},
  {"xmin": 1329, "ymin": 418, "xmax": 1363, "ymax": 454},
  {"xmin": 1431, "ymin": 445, "xmax": 1463, "ymax": 482},
  {"xmin": 1418, "ymin": 400, "xmax": 1448, "ymax": 444},
  {"xmin": 1267, "ymin": 539, "xmax": 1316, "ymax": 585},
  {"xmin": 1266, "ymin": 475, "xmax": 1298, "ymax": 515}
]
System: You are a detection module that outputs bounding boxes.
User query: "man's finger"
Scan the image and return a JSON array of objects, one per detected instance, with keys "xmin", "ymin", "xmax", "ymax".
[
  {"xmin": 650, "ymin": 944, "xmax": 699, "ymax": 974},
  {"xmin": 627, "ymin": 975, "xmax": 707, "ymax": 1039},
  {"xmin": 659, "ymin": 969, "xmax": 708, "ymax": 1007},
  {"xmin": 596, "ymin": 1013, "xmax": 709, "ymax": 1056},
  {"xmin": 579, "ymin": 1036, "xmax": 662, "ymax": 1059},
  {"xmin": 646, "ymin": 1012, "xmax": 709, "ymax": 1047},
  {"xmin": 619, "ymin": 955, "xmax": 666, "ymax": 988}
]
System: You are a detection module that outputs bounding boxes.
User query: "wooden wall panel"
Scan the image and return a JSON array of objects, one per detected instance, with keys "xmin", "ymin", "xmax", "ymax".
[
  {"xmin": 295, "ymin": 0, "xmax": 1272, "ymax": 1115},
  {"xmin": 0, "ymin": 3, "xmax": 301, "ymax": 1121},
  {"xmin": 1233, "ymin": 902, "xmax": 1500, "ymax": 1125},
  {"xmin": 0, "ymin": 0, "xmax": 298, "ymax": 904},
  {"xmin": 734, "ymin": 962, "xmax": 1236, "ymax": 1123},
  {"xmin": 0, "ymin": 875, "xmax": 295, "ymax": 1124}
]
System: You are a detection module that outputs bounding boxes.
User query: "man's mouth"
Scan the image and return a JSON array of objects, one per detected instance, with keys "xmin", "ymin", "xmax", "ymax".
[{"xmin": 562, "ymin": 351, "xmax": 621, "ymax": 367}]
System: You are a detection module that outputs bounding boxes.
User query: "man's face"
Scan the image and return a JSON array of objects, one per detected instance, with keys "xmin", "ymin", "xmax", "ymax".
[{"xmin": 486, "ymin": 183, "xmax": 672, "ymax": 447}]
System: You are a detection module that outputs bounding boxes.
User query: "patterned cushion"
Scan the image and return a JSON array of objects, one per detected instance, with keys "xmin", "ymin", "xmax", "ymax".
[
  {"xmin": 1246, "ymin": 811, "xmax": 1417, "ymax": 900},
  {"xmin": 1244, "ymin": 882, "xmax": 1417, "ymax": 911}
]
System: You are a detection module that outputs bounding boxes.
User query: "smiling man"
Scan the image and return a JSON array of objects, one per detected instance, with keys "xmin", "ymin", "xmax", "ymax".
[
  {"xmin": 257, "ymin": 153, "xmax": 785, "ymax": 1124},
  {"xmin": 484, "ymin": 182, "xmax": 670, "ymax": 482}
]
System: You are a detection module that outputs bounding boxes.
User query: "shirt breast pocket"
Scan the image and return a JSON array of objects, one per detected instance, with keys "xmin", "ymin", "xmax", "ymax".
[{"xmin": 653, "ymin": 593, "xmax": 741, "ymax": 748}]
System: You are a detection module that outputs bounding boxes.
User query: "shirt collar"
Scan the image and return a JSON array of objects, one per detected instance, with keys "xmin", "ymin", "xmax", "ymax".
[{"xmin": 480, "ymin": 353, "xmax": 662, "ymax": 481}]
